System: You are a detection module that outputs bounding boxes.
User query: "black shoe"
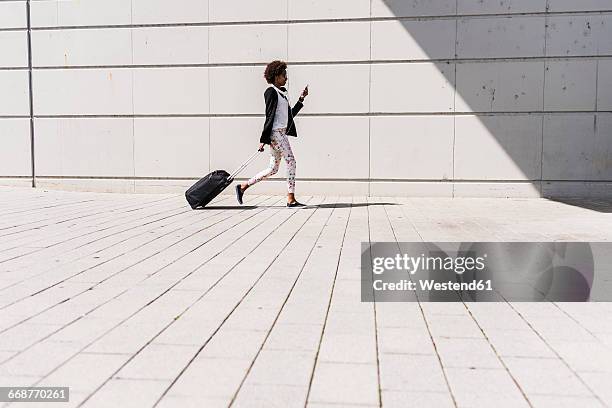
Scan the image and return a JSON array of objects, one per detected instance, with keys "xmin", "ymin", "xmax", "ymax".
[
  {"xmin": 235, "ymin": 184, "xmax": 244, "ymax": 205},
  {"xmin": 287, "ymin": 200, "xmax": 306, "ymax": 208}
]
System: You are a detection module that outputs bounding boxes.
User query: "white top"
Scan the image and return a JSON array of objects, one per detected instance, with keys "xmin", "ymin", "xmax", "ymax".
[{"xmin": 272, "ymin": 86, "xmax": 289, "ymax": 130}]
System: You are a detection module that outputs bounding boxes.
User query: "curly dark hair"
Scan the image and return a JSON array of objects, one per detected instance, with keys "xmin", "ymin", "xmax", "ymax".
[{"xmin": 264, "ymin": 60, "xmax": 287, "ymax": 84}]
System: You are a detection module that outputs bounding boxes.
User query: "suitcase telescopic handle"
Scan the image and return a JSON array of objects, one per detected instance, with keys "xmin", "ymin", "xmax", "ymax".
[{"xmin": 228, "ymin": 150, "xmax": 261, "ymax": 180}]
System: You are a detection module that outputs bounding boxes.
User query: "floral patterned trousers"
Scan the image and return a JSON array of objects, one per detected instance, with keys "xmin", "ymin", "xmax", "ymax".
[{"xmin": 246, "ymin": 128, "xmax": 296, "ymax": 193}]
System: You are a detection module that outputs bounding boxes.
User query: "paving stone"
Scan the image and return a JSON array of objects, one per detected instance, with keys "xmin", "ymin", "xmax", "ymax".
[
  {"xmin": 166, "ymin": 357, "xmax": 251, "ymax": 398},
  {"xmin": 377, "ymin": 326, "xmax": 436, "ymax": 355},
  {"xmin": 263, "ymin": 323, "xmax": 323, "ymax": 352},
  {"xmin": 483, "ymin": 328, "xmax": 557, "ymax": 358},
  {"xmin": 579, "ymin": 372, "xmax": 612, "ymax": 406},
  {"xmin": 233, "ymin": 383, "xmax": 308, "ymax": 408},
  {"xmin": 528, "ymin": 395, "xmax": 605, "ymax": 408},
  {"xmin": 243, "ymin": 349, "xmax": 314, "ymax": 387},
  {"xmin": 318, "ymin": 332, "xmax": 377, "ymax": 364},
  {"xmin": 0, "ymin": 341, "xmax": 81, "ymax": 377},
  {"xmin": 83, "ymin": 378, "xmax": 171, "ymax": 407},
  {"xmin": 198, "ymin": 329, "xmax": 267, "ymax": 360},
  {"xmin": 157, "ymin": 395, "xmax": 231, "ymax": 408},
  {"xmin": 381, "ymin": 390, "xmax": 455, "ymax": 408},
  {"xmin": 548, "ymin": 340, "xmax": 612, "ymax": 373},
  {"xmin": 308, "ymin": 362, "xmax": 379, "ymax": 406},
  {"xmin": 1, "ymin": 188, "xmax": 612, "ymax": 404},
  {"xmin": 115, "ymin": 344, "xmax": 199, "ymax": 381},
  {"xmin": 445, "ymin": 367, "xmax": 530, "ymax": 408},
  {"xmin": 435, "ymin": 337, "xmax": 503, "ymax": 369},
  {"xmin": 425, "ymin": 313, "xmax": 485, "ymax": 339},
  {"xmin": 504, "ymin": 357, "xmax": 593, "ymax": 397},
  {"xmin": 379, "ymin": 353, "xmax": 449, "ymax": 393},
  {"xmin": 38, "ymin": 353, "xmax": 129, "ymax": 393}
]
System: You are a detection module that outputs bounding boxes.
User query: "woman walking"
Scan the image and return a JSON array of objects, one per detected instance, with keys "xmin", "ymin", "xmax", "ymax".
[{"xmin": 235, "ymin": 60, "xmax": 309, "ymax": 208}]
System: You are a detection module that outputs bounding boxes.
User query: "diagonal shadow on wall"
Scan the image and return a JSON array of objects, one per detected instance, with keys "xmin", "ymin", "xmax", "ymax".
[{"xmin": 379, "ymin": 0, "xmax": 612, "ymax": 206}]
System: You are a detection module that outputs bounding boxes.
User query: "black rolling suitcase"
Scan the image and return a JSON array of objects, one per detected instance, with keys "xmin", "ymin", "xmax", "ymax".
[{"xmin": 185, "ymin": 151, "xmax": 260, "ymax": 209}]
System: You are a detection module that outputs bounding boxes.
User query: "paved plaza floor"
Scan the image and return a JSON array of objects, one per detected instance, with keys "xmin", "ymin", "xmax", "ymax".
[{"xmin": 0, "ymin": 186, "xmax": 611, "ymax": 408}]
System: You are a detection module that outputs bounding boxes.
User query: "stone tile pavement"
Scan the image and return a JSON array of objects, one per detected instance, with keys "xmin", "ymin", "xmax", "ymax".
[{"xmin": 0, "ymin": 186, "xmax": 611, "ymax": 407}]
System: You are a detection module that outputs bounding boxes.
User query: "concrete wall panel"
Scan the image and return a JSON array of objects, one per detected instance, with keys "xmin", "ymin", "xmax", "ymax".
[
  {"xmin": 288, "ymin": 0, "xmax": 370, "ymax": 20},
  {"xmin": 0, "ymin": 1, "xmax": 26, "ymax": 29},
  {"xmin": 31, "ymin": 0, "xmax": 132, "ymax": 27},
  {"xmin": 133, "ymin": 68, "xmax": 209, "ymax": 115},
  {"xmin": 371, "ymin": 0, "xmax": 456, "ymax": 17},
  {"xmin": 289, "ymin": 22, "xmax": 370, "ymax": 62},
  {"xmin": 454, "ymin": 115, "xmax": 542, "ymax": 180},
  {"xmin": 134, "ymin": 118, "xmax": 210, "ymax": 178},
  {"xmin": 369, "ymin": 116, "xmax": 454, "ymax": 179},
  {"xmin": 209, "ymin": 0, "xmax": 286, "ymax": 22},
  {"xmin": 455, "ymin": 61, "xmax": 544, "ymax": 112},
  {"xmin": 209, "ymin": 25, "xmax": 287, "ymax": 64},
  {"xmin": 132, "ymin": 0, "xmax": 208, "ymax": 25},
  {"xmin": 596, "ymin": 114, "xmax": 612, "ymax": 180},
  {"xmin": 34, "ymin": 118, "xmax": 134, "ymax": 177},
  {"xmin": 548, "ymin": 0, "xmax": 612, "ymax": 12},
  {"xmin": 544, "ymin": 60, "xmax": 597, "ymax": 111},
  {"xmin": 371, "ymin": 63, "xmax": 455, "ymax": 113},
  {"xmin": 290, "ymin": 116, "xmax": 369, "ymax": 179},
  {"xmin": 457, "ymin": 16, "xmax": 545, "ymax": 58},
  {"xmin": 0, "ymin": 70, "xmax": 30, "ymax": 116},
  {"xmin": 289, "ymin": 64, "xmax": 370, "ymax": 114},
  {"xmin": 209, "ymin": 117, "xmax": 268, "ymax": 179},
  {"xmin": 371, "ymin": 20, "xmax": 455, "ymax": 60},
  {"xmin": 209, "ymin": 66, "xmax": 270, "ymax": 115},
  {"xmin": 132, "ymin": 27, "xmax": 208, "ymax": 65},
  {"xmin": 0, "ymin": 31, "xmax": 27, "ymax": 68},
  {"xmin": 597, "ymin": 59, "xmax": 612, "ymax": 110},
  {"xmin": 543, "ymin": 114, "xmax": 612, "ymax": 180},
  {"xmin": 32, "ymin": 29, "xmax": 132, "ymax": 67},
  {"xmin": 457, "ymin": 0, "xmax": 546, "ymax": 14},
  {"xmin": 0, "ymin": 119, "xmax": 30, "ymax": 176},
  {"xmin": 547, "ymin": 15, "xmax": 612, "ymax": 57},
  {"xmin": 34, "ymin": 69, "xmax": 133, "ymax": 115},
  {"xmin": 542, "ymin": 181, "xmax": 612, "ymax": 198}
]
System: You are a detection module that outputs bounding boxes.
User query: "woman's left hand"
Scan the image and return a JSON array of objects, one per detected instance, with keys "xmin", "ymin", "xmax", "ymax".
[{"xmin": 301, "ymin": 85, "xmax": 309, "ymax": 99}]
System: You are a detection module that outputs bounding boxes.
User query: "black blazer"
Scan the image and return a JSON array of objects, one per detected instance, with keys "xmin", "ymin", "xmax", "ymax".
[{"xmin": 260, "ymin": 86, "xmax": 304, "ymax": 145}]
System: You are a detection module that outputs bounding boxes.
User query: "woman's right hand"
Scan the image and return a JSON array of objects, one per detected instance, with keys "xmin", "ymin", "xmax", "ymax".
[{"xmin": 258, "ymin": 143, "xmax": 265, "ymax": 152}]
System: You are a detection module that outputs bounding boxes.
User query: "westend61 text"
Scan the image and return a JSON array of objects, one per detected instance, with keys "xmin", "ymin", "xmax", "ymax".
[{"xmin": 372, "ymin": 279, "xmax": 493, "ymax": 292}]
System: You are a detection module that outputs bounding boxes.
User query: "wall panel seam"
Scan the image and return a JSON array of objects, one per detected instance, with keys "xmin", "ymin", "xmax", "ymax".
[
  {"xmin": 21, "ymin": 9, "xmax": 612, "ymax": 31},
  {"xmin": 16, "ymin": 176, "xmax": 612, "ymax": 183},
  {"xmin": 22, "ymin": 55, "xmax": 612, "ymax": 70},
  {"xmin": 27, "ymin": 111, "xmax": 612, "ymax": 119}
]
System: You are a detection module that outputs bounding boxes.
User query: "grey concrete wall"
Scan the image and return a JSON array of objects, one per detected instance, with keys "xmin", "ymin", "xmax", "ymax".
[{"xmin": 1, "ymin": 0, "xmax": 612, "ymax": 197}]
